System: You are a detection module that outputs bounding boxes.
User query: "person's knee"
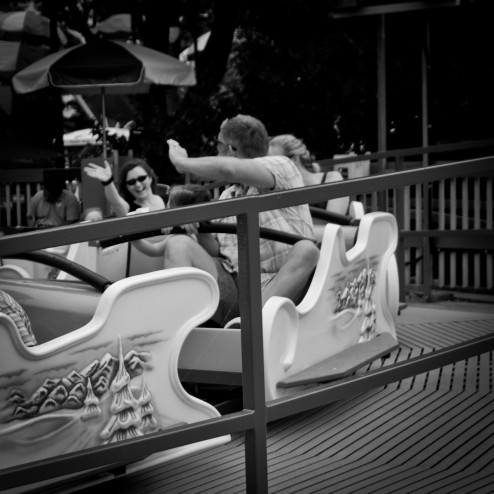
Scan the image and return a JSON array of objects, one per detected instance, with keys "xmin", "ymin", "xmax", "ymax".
[{"xmin": 293, "ymin": 240, "xmax": 319, "ymax": 271}]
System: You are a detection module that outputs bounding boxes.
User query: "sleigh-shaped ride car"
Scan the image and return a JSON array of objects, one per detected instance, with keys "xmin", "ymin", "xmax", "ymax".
[{"xmin": 0, "ymin": 209, "xmax": 399, "ymax": 490}]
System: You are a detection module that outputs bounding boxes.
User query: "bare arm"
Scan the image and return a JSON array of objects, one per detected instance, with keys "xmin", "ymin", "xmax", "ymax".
[
  {"xmin": 167, "ymin": 139, "xmax": 275, "ymax": 189},
  {"xmin": 83, "ymin": 161, "xmax": 130, "ymax": 217},
  {"xmin": 131, "ymin": 238, "xmax": 168, "ymax": 257},
  {"xmin": 133, "ymin": 232, "xmax": 216, "ymax": 258}
]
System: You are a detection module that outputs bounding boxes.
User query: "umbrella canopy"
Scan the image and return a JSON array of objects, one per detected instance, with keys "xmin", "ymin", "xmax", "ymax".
[
  {"xmin": 0, "ymin": 39, "xmax": 48, "ymax": 80},
  {"xmin": 13, "ymin": 39, "xmax": 196, "ymax": 94},
  {"xmin": 0, "ymin": 10, "xmax": 54, "ymax": 81},
  {"xmin": 0, "ymin": 10, "xmax": 50, "ymax": 42},
  {"xmin": 13, "ymin": 39, "xmax": 196, "ymax": 157}
]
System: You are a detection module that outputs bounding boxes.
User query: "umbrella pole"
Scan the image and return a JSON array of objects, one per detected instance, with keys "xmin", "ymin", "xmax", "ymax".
[{"xmin": 101, "ymin": 87, "xmax": 107, "ymax": 159}]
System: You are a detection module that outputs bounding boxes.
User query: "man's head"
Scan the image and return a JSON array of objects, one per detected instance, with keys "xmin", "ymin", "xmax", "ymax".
[
  {"xmin": 217, "ymin": 115, "xmax": 269, "ymax": 158},
  {"xmin": 42, "ymin": 175, "xmax": 65, "ymax": 204}
]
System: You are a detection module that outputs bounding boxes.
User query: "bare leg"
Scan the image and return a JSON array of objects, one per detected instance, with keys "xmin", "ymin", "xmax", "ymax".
[
  {"xmin": 262, "ymin": 240, "xmax": 320, "ymax": 305},
  {"xmin": 163, "ymin": 235, "xmax": 218, "ymax": 280}
]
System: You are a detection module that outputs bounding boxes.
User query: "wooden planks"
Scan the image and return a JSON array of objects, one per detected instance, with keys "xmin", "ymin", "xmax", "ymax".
[{"xmin": 73, "ymin": 305, "xmax": 494, "ymax": 494}]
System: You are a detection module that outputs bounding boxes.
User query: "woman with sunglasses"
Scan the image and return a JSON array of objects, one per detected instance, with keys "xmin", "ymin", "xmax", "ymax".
[{"xmin": 84, "ymin": 158, "xmax": 165, "ymax": 217}]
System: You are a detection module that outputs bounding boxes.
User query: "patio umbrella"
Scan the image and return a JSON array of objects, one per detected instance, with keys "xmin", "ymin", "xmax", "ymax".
[
  {"xmin": 12, "ymin": 39, "xmax": 196, "ymax": 157},
  {"xmin": 0, "ymin": 9, "xmax": 53, "ymax": 45},
  {"xmin": 0, "ymin": 9, "xmax": 65, "ymax": 82}
]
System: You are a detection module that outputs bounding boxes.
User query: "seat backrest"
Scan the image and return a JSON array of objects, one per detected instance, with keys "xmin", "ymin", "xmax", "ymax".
[
  {"xmin": 321, "ymin": 170, "xmax": 350, "ymax": 215},
  {"xmin": 179, "ymin": 213, "xmax": 400, "ymax": 402},
  {"xmin": 298, "ymin": 165, "xmax": 350, "ymax": 215},
  {"xmin": 156, "ymin": 183, "xmax": 170, "ymax": 201},
  {"xmin": 0, "ymin": 268, "xmax": 228, "ymax": 472},
  {"xmin": 0, "ymin": 264, "xmax": 31, "ymax": 279},
  {"xmin": 262, "ymin": 213, "xmax": 399, "ymax": 399}
]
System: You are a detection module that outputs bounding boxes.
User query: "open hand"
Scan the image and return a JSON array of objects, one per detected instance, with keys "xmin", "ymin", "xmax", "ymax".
[
  {"xmin": 182, "ymin": 222, "xmax": 199, "ymax": 235},
  {"xmin": 83, "ymin": 160, "xmax": 112, "ymax": 183},
  {"xmin": 167, "ymin": 139, "xmax": 188, "ymax": 172}
]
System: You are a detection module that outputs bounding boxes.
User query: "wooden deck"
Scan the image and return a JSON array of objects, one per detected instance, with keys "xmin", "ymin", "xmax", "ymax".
[{"xmin": 62, "ymin": 303, "xmax": 494, "ymax": 493}]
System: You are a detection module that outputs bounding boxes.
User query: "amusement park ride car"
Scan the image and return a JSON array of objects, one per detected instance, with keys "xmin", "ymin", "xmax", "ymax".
[{"xmin": 0, "ymin": 204, "xmax": 400, "ymax": 491}]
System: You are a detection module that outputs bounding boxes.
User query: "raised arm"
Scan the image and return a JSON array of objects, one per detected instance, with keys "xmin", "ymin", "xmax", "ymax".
[
  {"xmin": 167, "ymin": 139, "xmax": 275, "ymax": 190},
  {"xmin": 83, "ymin": 161, "xmax": 130, "ymax": 217}
]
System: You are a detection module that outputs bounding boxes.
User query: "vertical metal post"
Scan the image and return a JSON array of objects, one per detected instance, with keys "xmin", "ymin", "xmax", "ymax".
[
  {"xmin": 237, "ymin": 210, "xmax": 269, "ymax": 494},
  {"xmin": 377, "ymin": 14, "xmax": 388, "ymax": 212},
  {"xmin": 421, "ymin": 16, "xmax": 430, "ymax": 166},
  {"xmin": 101, "ymin": 87, "xmax": 108, "ymax": 160},
  {"xmin": 421, "ymin": 16, "xmax": 432, "ymax": 300},
  {"xmin": 377, "ymin": 14, "xmax": 387, "ymax": 167},
  {"xmin": 395, "ymin": 156, "xmax": 406, "ymax": 302}
]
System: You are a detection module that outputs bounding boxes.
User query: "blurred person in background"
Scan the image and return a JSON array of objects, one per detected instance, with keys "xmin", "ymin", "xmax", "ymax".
[{"xmin": 28, "ymin": 173, "xmax": 80, "ymax": 228}]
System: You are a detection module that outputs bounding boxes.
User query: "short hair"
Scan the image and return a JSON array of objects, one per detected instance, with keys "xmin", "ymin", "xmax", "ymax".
[
  {"xmin": 269, "ymin": 134, "xmax": 316, "ymax": 171},
  {"xmin": 117, "ymin": 159, "xmax": 158, "ymax": 205},
  {"xmin": 42, "ymin": 171, "xmax": 66, "ymax": 204},
  {"xmin": 220, "ymin": 115, "xmax": 269, "ymax": 158},
  {"xmin": 168, "ymin": 183, "xmax": 211, "ymax": 208}
]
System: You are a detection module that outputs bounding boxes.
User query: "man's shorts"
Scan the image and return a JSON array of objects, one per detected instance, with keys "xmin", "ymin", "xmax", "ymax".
[{"xmin": 211, "ymin": 257, "xmax": 240, "ymax": 326}]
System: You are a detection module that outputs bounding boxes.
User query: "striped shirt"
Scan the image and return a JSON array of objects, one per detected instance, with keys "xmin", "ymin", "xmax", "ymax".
[{"xmin": 216, "ymin": 155, "xmax": 314, "ymax": 285}]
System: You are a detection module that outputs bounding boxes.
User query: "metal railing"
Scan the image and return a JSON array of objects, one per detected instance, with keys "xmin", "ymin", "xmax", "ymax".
[
  {"xmin": 2, "ymin": 139, "xmax": 494, "ymax": 296},
  {"xmin": 316, "ymin": 139, "xmax": 494, "ymax": 298},
  {"xmin": 0, "ymin": 153, "xmax": 494, "ymax": 492}
]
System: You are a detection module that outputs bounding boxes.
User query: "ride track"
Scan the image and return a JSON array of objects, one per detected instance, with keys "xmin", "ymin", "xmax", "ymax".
[
  {"xmin": 104, "ymin": 304, "xmax": 494, "ymax": 494},
  {"xmin": 0, "ymin": 157, "xmax": 493, "ymax": 493}
]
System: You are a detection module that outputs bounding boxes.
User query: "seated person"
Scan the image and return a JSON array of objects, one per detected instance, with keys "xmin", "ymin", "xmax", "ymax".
[
  {"xmin": 132, "ymin": 183, "xmax": 211, "ymax": 256},
  {"xmin": 269, "ymin": 134, "xmax": 348, "ymax": 215},
  {"xmin": 165, "ymin": 115, "xmax": 320, "ymax": 327},
  {"xmin": 0, "ymin": 289, "xmax": 37, "ymax": 347},
  {"xmin": 27, "ymin": 175, "xmax": 81, "ymax": 227},
  {"xmin": 168, "ymin": 183, "xmax": 211, "ymax": 208},
  {"xmin": 83, "ymin": 158, "xmax": 165, "ymax": 217}
]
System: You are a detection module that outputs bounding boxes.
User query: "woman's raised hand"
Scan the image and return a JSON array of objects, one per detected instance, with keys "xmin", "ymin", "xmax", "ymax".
[{"xmin": 83, "ymin": 160, "xmax": 113, "ymax": 183}]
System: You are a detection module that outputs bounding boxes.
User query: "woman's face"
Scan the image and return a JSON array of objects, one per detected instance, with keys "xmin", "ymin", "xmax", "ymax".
[{"xmin": 125, "ymin": 166, "xmax": 152, "ymax": 199}]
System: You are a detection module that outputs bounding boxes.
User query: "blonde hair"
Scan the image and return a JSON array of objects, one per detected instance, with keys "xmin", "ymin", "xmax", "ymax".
[{"xmin": 269, "ymin": 134, "xmax": 317, "ymax": 172}]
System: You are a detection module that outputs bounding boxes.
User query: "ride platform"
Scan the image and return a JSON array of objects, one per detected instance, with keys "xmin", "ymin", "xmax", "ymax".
[{"xmin": 82, "ymin": 301, "xmax": 494, "ymax": 494}]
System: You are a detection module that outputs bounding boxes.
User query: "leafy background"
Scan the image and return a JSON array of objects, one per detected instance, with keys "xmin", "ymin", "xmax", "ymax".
[{"xmin": 1, "ymin": 0, "xmax": 492, "ymax": 182}]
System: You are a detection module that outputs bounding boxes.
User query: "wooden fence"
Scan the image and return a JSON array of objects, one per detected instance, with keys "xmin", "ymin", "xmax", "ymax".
[{"xmin": 352, "ymin": 174, "xmax": 494, "ymax": 296}]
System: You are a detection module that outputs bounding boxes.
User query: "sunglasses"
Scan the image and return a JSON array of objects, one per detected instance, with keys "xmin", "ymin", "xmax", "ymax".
[{"xmin": 126, "ymin": 175, "xmax": 148, "ymax": 186}]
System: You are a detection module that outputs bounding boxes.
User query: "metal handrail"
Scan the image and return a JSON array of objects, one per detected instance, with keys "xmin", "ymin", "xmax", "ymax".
[{"xmin": 1, "ymin": 155, "xmax": 494, "ymax": 492}]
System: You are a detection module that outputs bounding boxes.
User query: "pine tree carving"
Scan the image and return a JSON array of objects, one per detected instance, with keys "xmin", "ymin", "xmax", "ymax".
[
  {"xmin": 100, "ymin": 337, "xmax": 143, "ymax": 444},
  {"xmin": 81, "ymin": 378, "xmax": 101, "ymax": 421},
  {"xmin": 137, "ymin": 378, "xmax": 158, "ymax": 434}
]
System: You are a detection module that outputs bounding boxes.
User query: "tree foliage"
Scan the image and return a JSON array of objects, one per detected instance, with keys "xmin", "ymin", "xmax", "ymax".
[{"xmin": 2, "ymin": 0, "xmax": 493, "ymax": 178}]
